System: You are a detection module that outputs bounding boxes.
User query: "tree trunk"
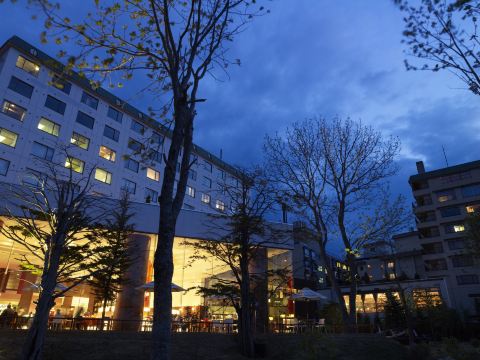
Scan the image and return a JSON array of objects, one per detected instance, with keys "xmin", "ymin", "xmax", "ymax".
[
  {"xmin": 347, "ymin": 258, "xmax": 358, "ymax": 333},
  {"xmin": 21, "ymin": 247, "xmax": 61, "ymax": 360},
  {"xmin": 397, "ymin": 284, "xmax": 415, "ymax": 347},
  {"xmin": 151, "ymin": 222, "xmax": 175, "ymax": 360},
  {"xmin": 317, "ymin": 242, "xmax": 350, "ymax": 327},
  {"xmin": 100, "ymin": 296, "xmax": 108, "ymax": 331},
  {"xmin": 239, "ymin": 257, "xmax": 254, "ymax": 358}
]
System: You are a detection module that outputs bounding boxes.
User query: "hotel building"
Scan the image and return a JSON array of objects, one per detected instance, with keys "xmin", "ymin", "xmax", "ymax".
[{"xmin": 0, "ymin": 36, "xmax": 293, "ymax": 327}]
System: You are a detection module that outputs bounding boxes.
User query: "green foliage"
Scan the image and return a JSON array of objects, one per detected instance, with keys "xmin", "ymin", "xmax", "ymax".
[
  {"xmin": 319, "ymin": 303, "xmax": 344, "ymax": 326},
  {"xmin": 383, "ymin": 290, "xmax": 406, "ymax": 330},
  {"xmin": 89, "ymin": 193, "xmax": 135, "ymax": 311}
]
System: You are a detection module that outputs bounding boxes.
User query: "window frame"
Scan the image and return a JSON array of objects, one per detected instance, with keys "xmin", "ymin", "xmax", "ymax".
[
  {"xmin": 70, "ymin": 132, "xmax": 90, "ymax": 150},
  {"xmin": 99, "ymin": 145, "xmax": 116, "ymax": 162},
  {"xmin": 1, "ymin": 99, "xmax": 26, "ymax": 121},
  {"xmin": 0, "ymin": 128, "xmax": 19, "ymax": 148},
  {"xmin": 94, "ymin": 168, "xmax": 112, "ymax": 185},
  {"xmin": 0, "ymin": 158, "xmax": 10, "ymax": 176},
  {"xmin": 8, "ymin": 76, "xmax": 34, "ymax": 98},
  {"xmin": 44, "ymin": 95, "xmax": 66, "ymax": 115},
  {"xmin": 81, "ymin": 91, "xmax": 99, "ymax": 110},
  {"xmin": 76, "ymin": 111, "xmax": 95, "ymax": 129},
  {"xmin": 38, "ymin": 117, "xmax": 60, "ymax": 137}
]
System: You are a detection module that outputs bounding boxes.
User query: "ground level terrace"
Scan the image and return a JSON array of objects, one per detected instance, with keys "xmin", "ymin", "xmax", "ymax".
[{"xmin": 0, "ymin": 208, "xmax": 294, "ymax": 332}]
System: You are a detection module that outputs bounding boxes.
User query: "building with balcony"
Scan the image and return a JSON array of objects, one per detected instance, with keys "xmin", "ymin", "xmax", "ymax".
[{"xmin": 410, "ymin": 160, "xmax": 480, "ymax": 319}]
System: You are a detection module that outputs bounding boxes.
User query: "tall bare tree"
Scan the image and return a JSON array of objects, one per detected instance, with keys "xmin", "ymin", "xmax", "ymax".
[
  {"xmin": 397, "ymin": 0, "xmax": 480, "ymax": 95},
  {"xmin": 15, "ymin": 2, "xmax": 266, "ymax": 358},
  {"xmin": 264, "ymin": 117, "xmax": 402, "ymax": 330},
  {"xmin": 0, "ymin": 157, "xmax": 104, "ymax": 360},
  {"xmin": 183, "ymin": 167, "xmax": 289, "ymax": 357},
  {"xmin": 264, "ymin": 120, "xmax": 351, "ymax": 324}
]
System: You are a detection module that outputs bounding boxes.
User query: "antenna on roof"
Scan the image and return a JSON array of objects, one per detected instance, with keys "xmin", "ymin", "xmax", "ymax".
[
  {"xmin": 219, "ymin": 149, "xmax": 223, "ymax": 160},
  {"xmin": 442, "ymin": 145, "xmax": 449, "ymax": 167}
]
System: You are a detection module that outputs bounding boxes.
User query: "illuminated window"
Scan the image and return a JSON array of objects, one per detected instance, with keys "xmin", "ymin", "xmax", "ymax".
[
  {"xmin": 38, "ymin": 118, "xmax": 60, "ymax": 136},
  {"xmin": 436, "ymin": 189, "xmax": 455, "ymax": 203},
  {"xmin": 65, "ymin": 156, "xmax": 85, "ymax": 174},
  {"xmin": 424, "ymin": 258, "xmax": 447, "ymax": 271},
  {"xmin": 445, "ymin": 223, "xmax": 465, "ymax": 233},
  {"xmin": 8, "ymin": 76, "xmax": 33, "ymax": 98},
  {"xmin": 147, "ymin": 168, "xmax": 160, "ymax": 181},
  {"xmin": 201, "ymin": 193, "xmax": 210, "ymax": 204},
  {"xmin": 45, "ymin": 95, "xmax": 66, "ymax": 115},
  {"xmin": 81, "ymin": 91, "xmax": 99, "ymax": 110},
  {"xmin": 387, "ymin": 261, "xmax": 395, "ymax": 269},
  {"xmin": 0, "ymin": 128, "xmax": 18, "ymax": 147},
  {"xmin": 31, "ymin": 142, "xmax": 54, "ymax": 161},
  {"xmin": 70, "ymin": 132, "xmax": 90, "ymax": 150},
  {"xmin": 466, "ymin": 205, "xmax": 480, "ymax": 213},
  {"xmin": 16, "ymin": 55, "xmax": 40, "ymax": 76},
  {"xmin": 413, "ymin": 288, "xmax": 442, "ymax": 307},
  {"xmin": 388, "ymin": 273, "xmax": 396, "ymax": 280},
  {"xmin": 99, "ymin": 146, "xmax": 116, "ymax": 162},
  {"xmin": 186, "ymin": 185, "xmax": 195, "ymax": 198},
  {"xmin": 1, "ymin": 100, "xmax": 26, "ymax": 121},
  {"xmin": 0, "ymin": 158, "xmax": 10, "ymax": 176},
  {"xmin": 215, "ymin": 200, "xmax": 225, "ymax": 212},
  {"xmin": 95, "ymin": 168, "xmax": 112, "ymax": 184},
  {"xmin": 145, "ymin": 188, "xmax": 158, "ymax": 203}
]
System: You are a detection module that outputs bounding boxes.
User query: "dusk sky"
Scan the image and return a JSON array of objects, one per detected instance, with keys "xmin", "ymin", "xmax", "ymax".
[{"xmin": 1, "ymin": 0, "xmax": 479, "ymax": 205}]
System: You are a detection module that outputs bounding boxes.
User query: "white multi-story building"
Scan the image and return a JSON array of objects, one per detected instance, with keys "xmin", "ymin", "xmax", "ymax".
[
  {"xmin": 0, "ymin": 36, "xmax": 293, "ymax": 328},
  {"xmin": 0, "ymin": 35, "xmax": 236, "ymax": 213}
]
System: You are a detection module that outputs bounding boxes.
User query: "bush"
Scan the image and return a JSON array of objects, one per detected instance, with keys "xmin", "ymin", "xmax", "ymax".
[{"xmin": 407, "ymin": 343, "xmax": 431, "ymax": 360}]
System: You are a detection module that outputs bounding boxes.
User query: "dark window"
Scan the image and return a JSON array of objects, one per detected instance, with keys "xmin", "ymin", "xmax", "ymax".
[
  {"xmin": 103, "ymin": 125, "xmax": 120, "ymax": 141},
  {"xmin": 448, "ymin": 238, "xmax": 466, "ymax": 250},
  {"xmin": 45, "ymin": 95, "xmax": 66, "ymax": 115},
  {"xmin": 148, "ymin": 149, "xmax": 162, "ymax": 163},
  {"xmin": 425, "ymin": 258, "xmax": 448, "ymax": 271},
  {"xmin": 202, "ymin": 176, "xmax": 212, "ymax": 188},
  {"xmin": 81, "ymin": 91, "xmax": 99, "ymax": 110},
  {"xmin": 151, "ymin": 132, "xmax": 164, "ymax": 145},
  {"xmin": 76, "ymin": 111, "xmax": 95, "ymax": 129},
  {"xmin": 1, "ymin": 100, "xmax": 26, "ymax": 121},
  {"xmin": 8, "ymin": 76, "xmax": 33, "ymax": 98},
  {"xmin": 128, "ymin": 138, "xmax": 143, "ymax": 152},
  {"xmin": 440, "ymin": 206, "xmax": 461, "ymax": 217},
  {"xmin": 189, "ymin": 169, "xmax": 197, "ymax": 181},
  {"xmin": 422, "ymin": 242, "xmax": 443, "ymax": 254},
  {"xmin": 457, "ymin": 275, "xmax": 479, "ymax": 285},
  {"xmin": 124, "ymin": 158, "xmax": 139, "ymax": 173},
  {"xmin": 121, "ymin": 179, "xmax": 136, "ymax": 194},
  {"xmin": 462, "ymin": 184, "xmax": 480, "ymax": 198},
  {"xmin": 204, "ymin": 161, "xmax": 212, "ymax": 172},
  {"xmin": 0, "ymin": 158, "xmax": 10, "ymax": 176},
  {"xmin": 51, "ymin": 75, "xmax": 71, "ymax": 94},
  {"xmin": 107, "ymin": 106, "xmax": 123, "ymax": 123},
  {"xmin": 451, "ymin": 255, "xmax": 474, "ymax": 268},
  {"xmin": 145, "ymin": 188, "xmax": 158, "ymax": 203},
  {"xmin": 131, "ymin": 120, "xmax": 145, "ymax": 134},
  {"xmin": 31, "ymin": 142, "xmax": 54, "ymax": 161}
]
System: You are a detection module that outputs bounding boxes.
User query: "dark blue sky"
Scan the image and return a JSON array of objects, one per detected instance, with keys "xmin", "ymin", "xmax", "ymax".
[{"xmin": 1, "ymin": 0, "xmax": 479, "ymax": 205}]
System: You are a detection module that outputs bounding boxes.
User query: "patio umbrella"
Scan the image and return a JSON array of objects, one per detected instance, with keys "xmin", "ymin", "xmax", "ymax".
[
  {"xmin": 27, "ymin": 283, "xmax": 68, "ymax": 292},
  {"xmin": 289, "ymin": 288, "xmax": 327, "ymax": 301},
  {"xmin": 289, "ymin": 288, "xmax": 327, "ymax": 321},
  {"xmin": 137, "ymin": 281, "xmax": 185, "ymax": 292}
]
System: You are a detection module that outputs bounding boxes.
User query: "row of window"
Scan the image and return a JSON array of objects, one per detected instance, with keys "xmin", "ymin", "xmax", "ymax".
[
  {"xmin": 9, "ymin": 55, "xmax": 231, "ymax": 181},
  {"xmin": 436, "ymin": 184, "xmax": 480, "ymax": 203}
]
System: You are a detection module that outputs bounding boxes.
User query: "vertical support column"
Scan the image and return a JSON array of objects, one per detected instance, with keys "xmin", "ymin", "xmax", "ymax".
[
  {"xmin": 17, "ymin": 272, "xmax": 37, "ymax": 316},
  {"xmin": 113, "ymin": 233, "xmax": 151, "ymax": 331},
  {"xmin": 250, "ymin": 247, "xmax": 268, "ymax": 333}
]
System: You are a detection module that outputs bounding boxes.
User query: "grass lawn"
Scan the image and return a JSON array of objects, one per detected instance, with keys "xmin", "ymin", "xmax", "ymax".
[{"xmin": 0, "ymin": 330, "xmax": 409, "ymax": 360}]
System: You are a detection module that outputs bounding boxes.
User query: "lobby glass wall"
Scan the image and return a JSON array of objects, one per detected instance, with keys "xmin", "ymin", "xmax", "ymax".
[{"xmin": 0, "ymin": 225, "xmax": 292, "ymax": 325}]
